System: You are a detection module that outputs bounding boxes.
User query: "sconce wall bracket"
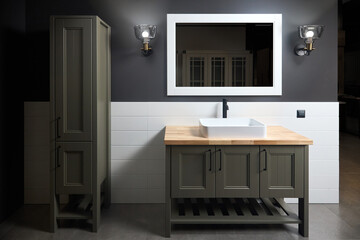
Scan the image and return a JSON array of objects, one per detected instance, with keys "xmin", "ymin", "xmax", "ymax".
[
  {"xmin": 141, "ymin": 48, "xmax": 153, "ymax": 56},
  {"xmin": 295, "ymin": 44, "xmax": 311, "ymax": 56}
]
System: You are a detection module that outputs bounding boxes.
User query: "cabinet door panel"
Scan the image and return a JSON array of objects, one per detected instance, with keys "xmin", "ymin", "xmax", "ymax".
[
  {"xmin": 56, "ymin": 142, "xmax": 92, "ymax": 194},
  {"xmin": 216, "ymin": 146, "xmax": 259, "ymax": 197},
  {"xmin": 260, "ymin": 146, "xmax": 304, "ymax": 198},
  {"xmin": 171, "ymin": 146, "xmax": 215, "ymax": 198},
  {"xmin": 55, "ymin": 18, "xmax": 92, "ymax": 141}
]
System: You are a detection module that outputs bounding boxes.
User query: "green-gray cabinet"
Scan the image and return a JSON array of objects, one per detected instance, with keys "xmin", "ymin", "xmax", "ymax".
[
  {"xmin": 260, "ymin": 146, "xmax": 304, "ymax": 198},
  {"xmin": 216, "ymin": 146, "xmax": 259, "ymax": 198},
  {"xmin": 50, "ymin": 16, "xmax": 111, "ymax": 233},
  {"xmin": 166, "ymin": 144, "xmax": 309, "ymax": 238},
  {"xmin": 171, "ymin": 146, "xmax": 215, "ymax": 198},
  {"xmin": 55, "ymin": 142, "xmax": 92, "ymax": 195},
  {"xmin": 171, "ymin": 145, "xmax": 304, "ymax": 198},
  {"xmin": 54, "ymin": 18, "xmax": 93, "ymax": 142}
]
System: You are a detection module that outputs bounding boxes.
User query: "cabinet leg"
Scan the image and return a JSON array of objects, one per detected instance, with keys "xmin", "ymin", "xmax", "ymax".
[
  {"xmin": 299, "ymin": 146, "xmax": 309, "ymax": 237},
  {"xmin": 165, "ymin": 146, "xmax": 171, "ymax": 238},
  {"xmin": 50, "ymin": 191, "xmax": 58, "ymax": 232},
  {"xmin": 299, "ymin": 198, "xmax": 309, "ymax": 237},
  {"xmin": 165, "ymin": 223, "xmax": 171, "ymax": 238},
  {"xmin": 103, "ymin": 177, "xmax": 111, "ymax": 209},
  {"xmin": 299, "ymin": 198, "xmax": 308, "ymax": 237},
  {"xmin": 49, "ymin": 202, "xmax": 56, "ymax": 233},
  {"xmin": 165, "ymin": 200, "xmax": 171, "ymax": 238},
  {"xmin": 92, "ymin": 187, "xmax": 101, "ymax": 232}
]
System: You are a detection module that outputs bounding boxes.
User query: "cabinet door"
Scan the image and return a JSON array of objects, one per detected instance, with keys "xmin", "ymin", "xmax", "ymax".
[
  {"xmin": 55, "ymin": 142, "xmax": 92, "ymax": 194},
  {"xmin": 260, "ymin": 146, "xmax": 304, "ymax": 198},
  {"xmin": 216, "ymin": 146, "xmax": 259, "ymax": 198},
  {"xmin": 171, "ymin": 146, "xmax": 215, "ymax": 198},
  {"xmin": 55, "ymin": 18, "xmax": 92, "ymax": 141}
]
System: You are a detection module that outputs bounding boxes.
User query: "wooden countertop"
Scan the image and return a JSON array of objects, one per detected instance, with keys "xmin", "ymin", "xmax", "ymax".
[{"xmin": 164, "ymin": 126, "xmax": 313, "ymax": 145}]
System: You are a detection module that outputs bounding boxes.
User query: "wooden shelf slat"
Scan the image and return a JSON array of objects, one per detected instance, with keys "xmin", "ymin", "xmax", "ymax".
[
  {"xmin": 77, "ymin": 195, "xmax": 92, "ymax": 211},
  {"xmin": 248, "ymin": 198, "xmax": 267, "ymax": 216},
  {"xmin": 261, "ymin": 198, "xmax": 281, "ymax": 216},
  {"xmin": 273, "ymin": 198, "xmax": 299, "ymax": 219},
  {"xmin": 211, "ymin": 198, "xmax": 224, "ymax": 217},
  {"xmin": 236, "ymin": 198, "xmax": 252, "ymax": 216},
  {"xmin": 196, "ymin": 198, "xmax": 208, "ymax": 217},
  {"xmin": 171, "ymin": 216, "xmax": 301, "ymax": 224},
  {"xmin": 223, "ymin": 198, "xmax": 237, "ymax": 217},
  {"xmin": 184, "ymin": 198, "xmax": 193, "ymax": 216}
]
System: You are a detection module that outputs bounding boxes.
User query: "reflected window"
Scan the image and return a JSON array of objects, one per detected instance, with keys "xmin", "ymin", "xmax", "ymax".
[
  {"xmin": 189, "ymin": 57, "xmax": 205, "ymax": 86},
  {"xmin": 211, "ymin": 57, "xmax": 225, "ymax": 86},
  {"xmin": 232, "ymin": 57, "xmax": 246, "ymax": 86}
]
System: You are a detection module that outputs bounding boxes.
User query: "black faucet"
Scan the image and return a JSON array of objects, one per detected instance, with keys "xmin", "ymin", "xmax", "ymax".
[{"xmin": 222, "ymin": 99, "xmax": 229, "ymax": 118}]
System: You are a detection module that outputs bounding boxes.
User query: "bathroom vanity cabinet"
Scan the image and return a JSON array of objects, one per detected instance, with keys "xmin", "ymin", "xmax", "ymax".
[
  {"xmin": 50, "ymin": 16, "xmax": 111, "ymax": 232},
  {"xmin": 164, "ymin": 126, "xmax": 312, "ymax": 237}
]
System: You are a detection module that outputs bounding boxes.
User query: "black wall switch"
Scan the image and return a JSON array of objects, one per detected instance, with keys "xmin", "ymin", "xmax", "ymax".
[{"xmin": 297, "ymin": 110, "xmax": 305, "ymax": 118}]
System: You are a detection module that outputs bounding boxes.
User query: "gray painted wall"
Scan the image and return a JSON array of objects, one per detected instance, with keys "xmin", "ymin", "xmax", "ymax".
[
  {"xmin": 0, "ymin": 0, "xmax": 25, "ymax": 223},
  {"xmin": 25, "ymin": 0, "xmax": 337, "ymax": 102}
]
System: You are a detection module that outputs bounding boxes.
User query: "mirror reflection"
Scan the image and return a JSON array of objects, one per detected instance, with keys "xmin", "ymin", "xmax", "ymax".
[{"xmin": 176, "ymin": 23, "xmax": 273, "ymax": 87}]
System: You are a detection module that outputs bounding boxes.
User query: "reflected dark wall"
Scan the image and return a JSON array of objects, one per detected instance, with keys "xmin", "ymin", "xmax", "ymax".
[
  {"xmin": 0, "ymin": 0, "xmax": 25, "ymax": 223},
  {"xmin": 25, "ymin": 0, "xmax": 337, "ymax": 102},
  {"xmin": 247, "ymin": 24, "xmax": 273, "ymax": 87}
]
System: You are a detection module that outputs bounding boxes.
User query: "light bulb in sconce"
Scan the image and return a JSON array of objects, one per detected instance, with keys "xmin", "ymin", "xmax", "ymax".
[
  {"xmin": 134, "ymin": 24, "xmax": 157, "ymax": 56},
  {"xmin": 142, "ymin": 31, "xmax": 149, "ymax": 38},
  {"xmin": 305, "ymin": 30, "xmax": 314, "ymax": 38},
  {"xmin": 295, "ymin": 25, "xmax": 324, "ymax": 56}
]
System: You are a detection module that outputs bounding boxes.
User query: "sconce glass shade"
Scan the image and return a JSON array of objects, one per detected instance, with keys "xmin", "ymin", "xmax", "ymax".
[
  {"xmin": 295, "ymin": 25, "xmax": 324, "ymax": 56},
  {"xmin": 134, "ymin": 24, "xmax": 157, "ymax": 56},
  {"xmin": 298, "ymin": 25, "xmax": 324, "ymax": 40},
  {"xmin": 134, "ymin": 24, "xmax": 157, "ymax": 43}
]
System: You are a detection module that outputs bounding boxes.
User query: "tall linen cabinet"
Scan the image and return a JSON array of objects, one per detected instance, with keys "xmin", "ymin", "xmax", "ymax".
[{"xmin": 50, "ymin": 16, "xmax": 111, "ymax": 232}]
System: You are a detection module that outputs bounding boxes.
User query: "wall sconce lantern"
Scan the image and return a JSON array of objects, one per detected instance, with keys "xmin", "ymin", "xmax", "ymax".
[
  {"xmin": 134, "ymin": 24, "xmax": 157, "ymax": 56},
  {"xmin": 294, "ymin": 25, "xmax": 324, "ymax": 56}
]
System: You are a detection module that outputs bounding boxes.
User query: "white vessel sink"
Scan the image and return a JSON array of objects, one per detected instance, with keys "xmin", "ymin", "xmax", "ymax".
[{"xmin": 199, "ymin": 118, "xmax": 266, "ymax": 138}]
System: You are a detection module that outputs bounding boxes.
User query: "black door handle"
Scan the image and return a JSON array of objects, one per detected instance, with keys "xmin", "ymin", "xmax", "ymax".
[
  {"xmin": 206, "ymin": 149, "xmax": 212, "ymax": 172},
  {"xmin": 218, "ymin": 149, "xmax": 222, "ymax": 171},
  {"xmin": 56, "ymin": 146, "xmax": 61, "ymax": 167},
  {"xmin": 56, "ymin": 117, "xmax": 61, "ymax": 138},
  {"xmin": 260, "ymin": 149, "xmax": 267, "ymax": 171}
]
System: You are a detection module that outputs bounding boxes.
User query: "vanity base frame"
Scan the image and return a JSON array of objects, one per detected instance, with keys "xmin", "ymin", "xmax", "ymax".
[{"xmin": 165, "ymin": 145, "xmax": 309, "ymax": 237}]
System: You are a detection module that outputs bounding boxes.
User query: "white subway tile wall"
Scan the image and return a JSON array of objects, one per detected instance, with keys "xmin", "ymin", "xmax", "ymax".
[{"xmin": 24, "ymin": 102, "xmax": 339, "ymax": 204}]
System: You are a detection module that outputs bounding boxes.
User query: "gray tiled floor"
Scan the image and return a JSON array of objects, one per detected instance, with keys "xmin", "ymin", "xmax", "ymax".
[{"xmin": 1, "ymin": 132, "xmax": 360, "ymax": 239}]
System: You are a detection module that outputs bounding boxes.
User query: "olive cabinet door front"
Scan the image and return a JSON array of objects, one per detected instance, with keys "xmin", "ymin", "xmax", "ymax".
[
  {"xmin": 171, "ymin": 146, "xmax": 216, "ymax": 198},
  {"xmin": 259, "ymin": 146, "xmax": 304, "ymax": 198},
  {"xmin": 55, "ymin": 142, "xmax": 92, "ymax": 194},
  {"xmin": 54, "ymin": 18, "xmax": 93, "ymax": 142},
  {"xmin": 215, "ymin": 146, "xmax": 259, "ymax": 198}
]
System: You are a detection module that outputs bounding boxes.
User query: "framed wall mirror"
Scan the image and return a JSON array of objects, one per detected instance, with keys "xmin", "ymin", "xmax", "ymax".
[{"xmin": 167, "ymin": 14, "xmax": 282, "ymax": 96}]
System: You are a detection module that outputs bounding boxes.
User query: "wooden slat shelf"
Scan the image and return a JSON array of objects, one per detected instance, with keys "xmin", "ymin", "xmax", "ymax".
[
  {"xmin": 171, "ymin": 198, "xmax": 301, "ymax": 225},
  {"xmin": 57, "ymin": 198, "xmax": 92, "ymax": 220}
]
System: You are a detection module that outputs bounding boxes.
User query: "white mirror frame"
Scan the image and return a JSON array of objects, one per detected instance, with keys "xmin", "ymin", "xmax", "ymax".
[{"xmin": 167, "ymin": 14, "xmax": 282, "ymax": 96}]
